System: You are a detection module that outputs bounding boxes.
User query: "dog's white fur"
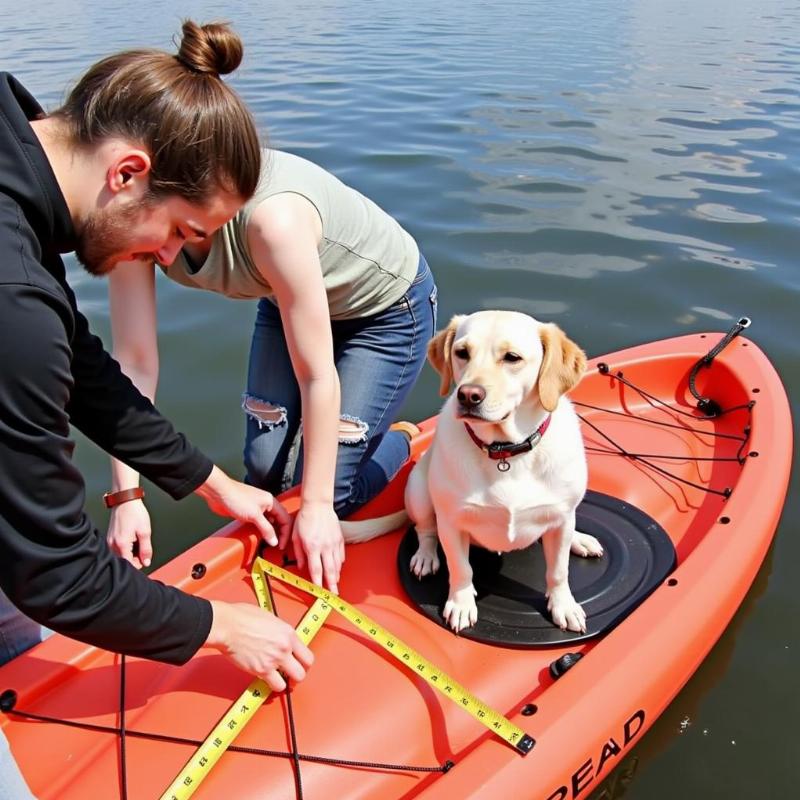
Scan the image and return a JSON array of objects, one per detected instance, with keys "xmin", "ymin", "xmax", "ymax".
[{"xmin": 403, "ymin": 310, "xmax": 603, "ymax": 633}]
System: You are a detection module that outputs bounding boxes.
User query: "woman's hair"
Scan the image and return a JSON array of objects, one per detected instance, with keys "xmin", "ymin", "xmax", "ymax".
[{"xmin": 52, "ymin": 20, "xmax": 261, "ymax": 203}]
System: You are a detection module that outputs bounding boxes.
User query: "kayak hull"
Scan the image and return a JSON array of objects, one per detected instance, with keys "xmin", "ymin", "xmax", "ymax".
[{"xmin": 0, "ymin": 332, "xmax": 791, "ymax": 800}]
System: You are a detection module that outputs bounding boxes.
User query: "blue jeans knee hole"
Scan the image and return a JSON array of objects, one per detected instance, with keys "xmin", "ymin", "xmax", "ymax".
[{"xmin": 242, "ymin": 394, "xmax": 287, "ymax": 430}]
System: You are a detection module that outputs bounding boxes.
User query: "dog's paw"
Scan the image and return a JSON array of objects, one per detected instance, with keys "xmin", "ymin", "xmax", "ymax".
[
  {"xmin": 547, "ymin": 587, "xmax": 587, "ymax": 633},
  {"xmin": 443, "ymin": 586, "xmax": 478, "ymax": 633},
  {"xmin": 571, "ymin": 531, "xmax": 604, "ymax": 558},
  {"xmin": 410, "ymin": 536, "xmax": 440, "ymax": 578}
]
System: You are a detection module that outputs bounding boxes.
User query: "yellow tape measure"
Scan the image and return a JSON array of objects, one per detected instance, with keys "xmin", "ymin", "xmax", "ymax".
[
  {"xmin": 161, "ymin": 557, "xmax": 534, "ymax": 798},
  {"xmin": 160, "ymin": 562, "xmax": 331, "ymax": 800},
  {"xmin": 256, "ymin": 557, "xmax": 534, "ymax": 756}
]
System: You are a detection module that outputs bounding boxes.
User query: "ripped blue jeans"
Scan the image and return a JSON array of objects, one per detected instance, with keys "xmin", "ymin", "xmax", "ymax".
[{"xmin": 243, "ymin": 254, "xmax": 437, "ymax": 517}]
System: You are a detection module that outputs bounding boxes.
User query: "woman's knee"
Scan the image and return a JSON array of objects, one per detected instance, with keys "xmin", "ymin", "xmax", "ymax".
[
  {"xmin": 242, "ymin": 394, "xmax": 293, "ymax": 491},
  {"xmin": 330, "ymin": 402, "xmax": 416, "ymax": 515},
  {"xmin": 337, "ymin": 415, "xmax": 369, "ymax": 445}
]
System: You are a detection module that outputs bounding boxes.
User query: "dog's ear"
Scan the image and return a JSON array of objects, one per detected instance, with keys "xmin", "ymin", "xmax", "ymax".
[
  {"xmin": 428, "ymin": 315, "xmax": 465, "ymax": 396},
  {"xmin": 538, "ymin": 323, "xmax": 587, "ymax": 411}
]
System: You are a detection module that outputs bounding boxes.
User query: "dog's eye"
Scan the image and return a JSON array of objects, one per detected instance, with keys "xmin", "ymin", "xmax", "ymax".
[
  {"xmin": 503, "ymin": 352, "xmax": 523, "ymax": 363},
  {"xmin": 454, "ymin": 347, "xmax": 470, "ymax": 360}
]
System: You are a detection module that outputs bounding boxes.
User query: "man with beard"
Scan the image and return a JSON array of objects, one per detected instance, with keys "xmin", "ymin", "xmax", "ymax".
[{"xmin": 0, "ymin": 22, "xmax": 312, "ymax": 798}]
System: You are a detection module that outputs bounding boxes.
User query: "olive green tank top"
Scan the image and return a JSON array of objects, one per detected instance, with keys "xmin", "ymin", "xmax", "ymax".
[{"xmin": 159, "ymin": 150, "xmax": 420, "ymax": 320}]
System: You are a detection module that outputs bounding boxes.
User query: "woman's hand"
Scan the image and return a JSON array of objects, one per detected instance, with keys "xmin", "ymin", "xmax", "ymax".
[
  {"xmin": 286, "ymin": 502, "xmax": 344, "ymax": 593},
  {"xmin": 106, "ymin": 500, "xmax": 154, "ymax": 568}
]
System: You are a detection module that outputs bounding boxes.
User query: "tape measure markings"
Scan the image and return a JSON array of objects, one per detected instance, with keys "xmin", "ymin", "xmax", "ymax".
[
  {"xmin": 159, "ymin": 567, "xmax": 331, "ymax": 800},
  {"xmin": 162, "ymin": 554, "xmax": 533, "ymax": 799},
  {"xmin": 256, "ymin": 558, "xmax": 534, "ymax": 755}
]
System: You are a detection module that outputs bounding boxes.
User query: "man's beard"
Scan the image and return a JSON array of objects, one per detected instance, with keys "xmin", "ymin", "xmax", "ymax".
[{"xmin": 75, "ymin": 197, "xmax": 155, "ymax": 276}]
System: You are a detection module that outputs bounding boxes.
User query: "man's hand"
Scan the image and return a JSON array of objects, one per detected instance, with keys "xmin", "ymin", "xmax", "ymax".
[
  {"xmin": 195, "ymin": 465, "xmax": 292, "ymax": 547},
  {"xmin": 284, "ymin": 502, "xmax": 344, "ymax": 593},
  {"xmin": 207, "ymin": 601, "xmax": 314, "ymax": 691},
  {"xmin": 106, "ymin": 500, "xmax": 153, "ymax": 568}
]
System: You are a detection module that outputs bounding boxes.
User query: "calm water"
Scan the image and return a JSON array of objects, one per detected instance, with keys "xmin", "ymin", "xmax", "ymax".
[{"xmin": 1, "ymin": 0, "xmax": 798, "ymax": 796}]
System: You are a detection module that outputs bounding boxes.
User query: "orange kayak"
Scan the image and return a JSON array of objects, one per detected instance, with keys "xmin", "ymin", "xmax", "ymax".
[{"xmin": 0, "ymin": 327, "xmax": 791, "ymax": 800}]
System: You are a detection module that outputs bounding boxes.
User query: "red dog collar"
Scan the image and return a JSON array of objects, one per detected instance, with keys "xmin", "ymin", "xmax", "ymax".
[{"xmin": 464, "ymin": 415, "xmax": 552, "ymax": 472}]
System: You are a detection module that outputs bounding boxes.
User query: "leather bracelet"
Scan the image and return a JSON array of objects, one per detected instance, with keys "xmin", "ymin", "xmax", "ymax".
[{"xmin": 103, "ymin": 487, "xmax": 145, "ymax": 509}]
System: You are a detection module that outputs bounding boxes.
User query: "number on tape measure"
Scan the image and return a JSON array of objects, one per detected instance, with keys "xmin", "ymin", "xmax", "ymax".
[{"xmin": 256, "ymin": 557, "xmax": 534, "ymax": 755}]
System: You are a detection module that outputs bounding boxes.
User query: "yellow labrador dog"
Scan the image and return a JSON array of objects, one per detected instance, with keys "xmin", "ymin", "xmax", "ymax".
[{"xmin": 404, "ymin": 311, "xmax": 603, "ymax": 634}]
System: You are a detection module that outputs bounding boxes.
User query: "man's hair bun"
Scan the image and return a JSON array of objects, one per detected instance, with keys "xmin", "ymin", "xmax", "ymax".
[{"xmin": 176, "ymin": 19, "xmax": 243, "ymax": 76}]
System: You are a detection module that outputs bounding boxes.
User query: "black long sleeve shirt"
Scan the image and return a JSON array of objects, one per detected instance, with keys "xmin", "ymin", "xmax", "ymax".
[{"xmin": 0, "ymin": 73, "xmax": 214, "ymax": 664}]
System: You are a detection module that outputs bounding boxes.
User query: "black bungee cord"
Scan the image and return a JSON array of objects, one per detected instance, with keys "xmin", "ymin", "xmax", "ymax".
[
  {"xmin": 576, "ymin": 318, "xmax": 755, "ymax": 498},
  {"xmin": 2, "ymin": 679, "xmax": 452, "ymax": 800},
  {"xmin": 688, "ymin": 317, "xmax": 752, "ymax": 417},
  {"xmin": 1, "ymin": 698, "xmax": 451, "ymax": 773},
  {"xmin": 262, "ymin": 568, "xmax": 305, "ymax": 799}
]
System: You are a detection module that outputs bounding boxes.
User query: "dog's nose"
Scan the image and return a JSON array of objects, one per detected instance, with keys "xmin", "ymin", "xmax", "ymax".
[{"xmin": 457, "ymin": 383, "xmax": 486, "ymax": 408}]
